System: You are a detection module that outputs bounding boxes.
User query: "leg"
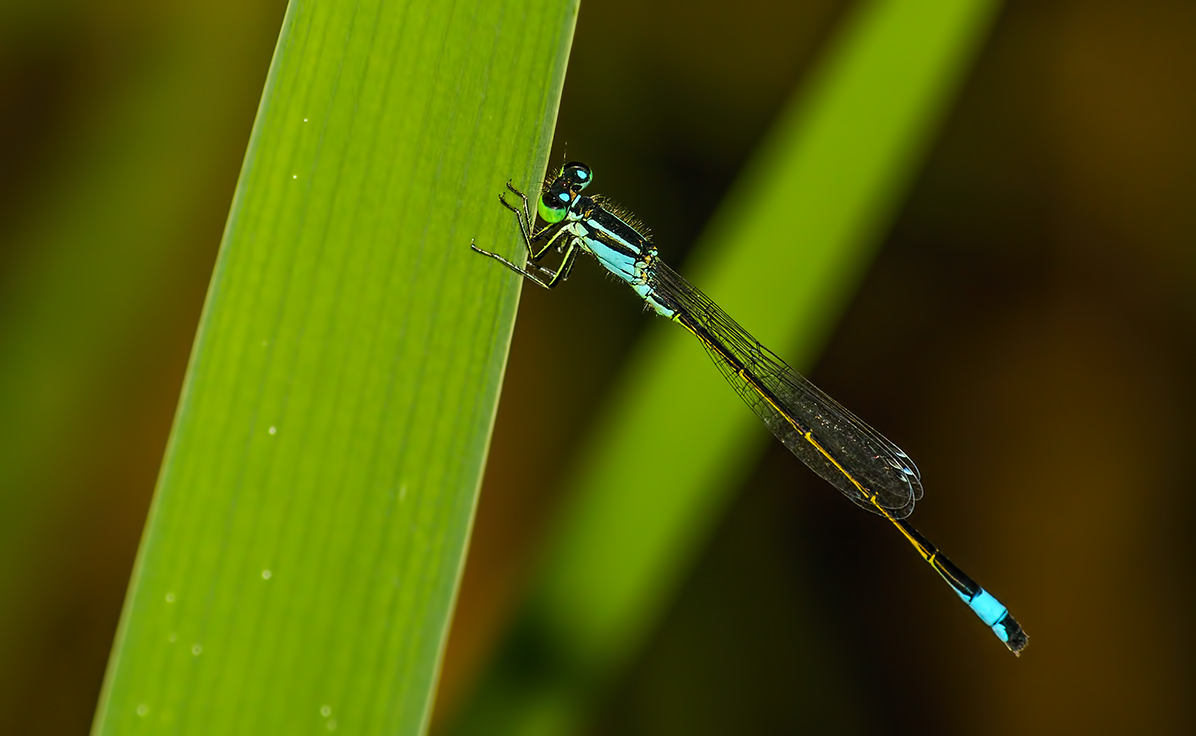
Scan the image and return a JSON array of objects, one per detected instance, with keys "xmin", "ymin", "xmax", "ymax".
[
  {"xmin": 498, "ymin": 182, "xmax": 535, "ymax": 253},
  {"xmin": 498, "ymin": 183, "xmax": 564, "ymax": 264},
  {"xmin": 470, "ymin": 178, "xmax": 579, "ymax": 289},
  {"xmin": 470, "ymin": 238, "xmax": 579, "ymax": 289}
]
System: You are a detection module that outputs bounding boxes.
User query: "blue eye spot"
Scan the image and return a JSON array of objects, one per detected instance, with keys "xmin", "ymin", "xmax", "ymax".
[{"xmin": 557, "ymin": 192, "xmax": 570, "ymax": 203}]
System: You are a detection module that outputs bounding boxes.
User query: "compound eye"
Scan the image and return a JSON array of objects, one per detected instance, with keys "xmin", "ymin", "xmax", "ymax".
[
  {"xmin": 538, "ymin": 187, "xmax": 572, "ymax": 224},
  {"xmin": 561, "ymin": 162, "xmax": 593, "ymax": 191}
]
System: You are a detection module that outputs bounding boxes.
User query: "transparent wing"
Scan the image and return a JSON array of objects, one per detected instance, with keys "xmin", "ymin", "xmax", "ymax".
[{"xmin": 653, "ymin": 262, "xmax": 922, "ymax": 518}]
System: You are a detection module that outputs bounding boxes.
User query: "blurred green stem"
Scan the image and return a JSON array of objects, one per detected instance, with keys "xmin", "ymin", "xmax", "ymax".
[{"xmin": 451, "ymin": 0, "xmax": 1001, "ymax": 733}]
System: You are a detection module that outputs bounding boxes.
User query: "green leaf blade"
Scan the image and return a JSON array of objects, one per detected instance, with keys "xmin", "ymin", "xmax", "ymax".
[{"xmin": 92, "ymin": 1, "xmax": 578, "ymax": 734}]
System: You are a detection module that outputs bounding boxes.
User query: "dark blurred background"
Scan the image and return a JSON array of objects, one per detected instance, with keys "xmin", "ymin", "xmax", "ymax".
[{"xmin": 2, "ymin": 1, "xmax": 1193, "ymax": 734}]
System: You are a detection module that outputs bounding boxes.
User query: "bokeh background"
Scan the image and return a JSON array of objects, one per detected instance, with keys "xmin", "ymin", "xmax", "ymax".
[{"xmin": 2, "ymin": 1, "xmax": 1193, "ymax": 734}]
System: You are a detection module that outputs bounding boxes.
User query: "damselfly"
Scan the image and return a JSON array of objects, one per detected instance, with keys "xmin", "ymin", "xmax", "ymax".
[{"xmin": 471, "ymin": 162, "xmax": 1027, "ymax": 654}]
